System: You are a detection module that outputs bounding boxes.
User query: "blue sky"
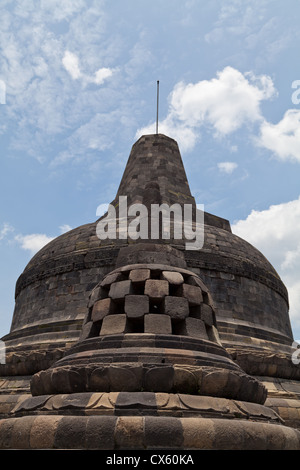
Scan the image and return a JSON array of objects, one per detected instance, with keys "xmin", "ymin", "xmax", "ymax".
[{"xmin": 1, "ymin": 0, "xmax": 300, "ymax": 342}]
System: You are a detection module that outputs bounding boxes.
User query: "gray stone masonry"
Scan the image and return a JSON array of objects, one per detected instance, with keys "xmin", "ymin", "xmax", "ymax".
[
  {"xmin": 92, "ymin": 298, "xmax": 114, "ymax": 322},
  {"xmin": 179, "ymin": 284, "xmax": 203, "ymax": 306},
  {"xmin": 144, "ymin": 279, "xmax": 169, "ymax": 302},
  {"xmin": 200, "ymin": 304, "xmax": 214, "ymax": 326},
  {"xmin": 144, "ymin": 313, "xmax": 172, "ymax": 334},
  {"xmin": 162, "ymin": 271, "xmax": 184, "ymax": 285},
  {"xmin": 163, "ymin": 296, "xmax": 189, "ymax": 321},
  {"xmin": 129, "ymin": 269, "xmax": 150, "ymax": 284},
  {"xmin": 109, "ymin": 280, "xmax": 133, "ymax": 301},
  {"xmin": 177, "ymin": 317, "xmax": 208, "ymax": 340},
  {"xmin": 124, "ymin": 295, "xmax": 149, "ymax": 319},
  {"xmin": 100, "ymin": 314, "xmax": 129, "ymax": 336}
]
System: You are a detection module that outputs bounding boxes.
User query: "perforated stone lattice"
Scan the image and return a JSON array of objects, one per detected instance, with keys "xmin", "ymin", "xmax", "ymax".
[{"xmin": 81, "ymin": 264, "xmax": 220, "ymax": 344}]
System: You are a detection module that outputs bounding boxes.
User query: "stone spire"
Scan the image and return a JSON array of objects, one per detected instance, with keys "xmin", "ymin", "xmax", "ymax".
[{"xmin": 111, "ymin": 134, "xmax": 196, "ymax": 208}]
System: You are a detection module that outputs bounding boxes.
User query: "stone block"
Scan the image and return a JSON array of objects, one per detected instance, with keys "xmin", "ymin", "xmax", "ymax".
[
  {"xmin": 100, "ymin": 271, "xmax": 123, "ymax": 287},
  {"xmin": 129, "ymin": 269, "xmax": 150, "ymax": 284},
  {"xmin": 144, "ymin": 416, "xmax": 183, "ymax": 448},
  {"xmin": 100, "ymin": 314, "xmax": 129, "ymax": 336},
  {"xmin": 162, "ymin": 271, "xmax": 184, "ymax": 285},
  {"xmin": 79, "ymin": 321, "xmax": 94, "ymax": 341},
  {"xmin": 30, "ymin": 415, "xmax": 61, "ymax": 449},
  {"xmin": 144, "ymin": 366, "xmax": 174, "ymax": 392},
  {"xmin": 179, "ymin": 284, "xmax": 203, "ymax": 306},
  {"xmin": 144, "ymin": 314, "xmax": 172, "ymax": 334},
  {"xmin": 201, "ymin": 304, "xmax": 214, "ymax": 326},
  {"xmin": 114, "ymin": 416, "xmax": 144, "ymax": 449},
  {"xmin": 109, "ymin": 280, "xmax": 133, "ymax": 301},
  {"xmin": 163, "ymin": 296, "xmax": 189, "ymax": 321},
  {"xmin": 92, "ymin": 298, "xmax": 115, "ymax": 322},
  {"xmin": 88, "ymin": 286, "xmax": 108, "ymax": 305},
  {"xmin": 144, "ymin": 280, "xmax": 169, "ymax": 301},
  {"xmin": 177, "ymin": 317, "xmax": 208, "ymax": 340},
  {"xmin": 207, "ymin": 325, "xmax": 222, "ymax": 346},
  {"xmin": 124, "ymin": 295, "xmax": 149, "ymax": 319}
]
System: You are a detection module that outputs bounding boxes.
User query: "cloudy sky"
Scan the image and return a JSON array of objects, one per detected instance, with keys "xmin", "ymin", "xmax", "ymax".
[{"xmin": 0, "ymin": 0, "xmax": 300, "ymax": 341}]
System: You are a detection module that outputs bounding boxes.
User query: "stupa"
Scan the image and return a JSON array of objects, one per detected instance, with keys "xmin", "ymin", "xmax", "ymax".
[{"xmin": 0, "ymin": 134, "xmax": 300, "ymax": 450}]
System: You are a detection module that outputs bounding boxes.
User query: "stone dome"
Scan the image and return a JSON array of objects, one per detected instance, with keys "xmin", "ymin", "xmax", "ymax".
[
  {"xmin": 0, "ymin": 134, "xmax": 294, "ymax": 379},
  {"xmin": 1, "ymin": 133, "xmax": 300, "ymax": 450}
]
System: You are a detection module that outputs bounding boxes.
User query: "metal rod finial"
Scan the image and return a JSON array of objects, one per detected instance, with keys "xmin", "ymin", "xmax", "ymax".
[{"xmin": 156, "ymin": 80, "xmax": 159, "ymax": 135}]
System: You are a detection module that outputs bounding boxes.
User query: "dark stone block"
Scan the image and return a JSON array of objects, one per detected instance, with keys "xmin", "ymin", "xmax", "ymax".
[
  {"xmin": 144, "ymin": 279, "xmax": 169, "ymax": 301},
  {"xmin": 124, "ymin": 295, "xmax": 149, "ymax": 319},
  {"xmin": 129, "ymin": 269, "xmax": 150, "ymax": 284},
  {"xmin": 85, "ymin": 416, "xmax": 117, "ymax": 449},
  {"xmin": 144, "ymin": 416, "xmax": 184, "ymax": 448},
  {"xmin": 144, "ymin": 314, "xmax": 172, "ymax": 334},
  {"xmin": 115, "ymin": 392, "xmax": 157, "ymax": 410},
  {"xmin": 163, "ymin": 296, "xmax": 189, "ymax": 321},
  {"xmin": 109, "ymin": 280, "xmax": 133, "ymax": 301},
  {"xmin": 92, "ymin": 298, "xmax": 114, "ymax": 322},
  {"xmin": 54, "ymin": 416, "xmax": 88, "ymax": 449},
  {"xmin": 100, "ymin": 314, "xmax": 130, "ymax": 336},
  {"xmin": 144, "ymin": 366, "xmax": 174, "ymax": 392},
  {"xmin": 179, "ymin": 284, "xmax": 203, "ymax": 306},
  {"xmin": 177, "ymin": 318, "xmax": 208, "ymax": 340},
  {"xmin": 89, "ymin": 367, "xmax": 110, "ymax": 392},
  {"xmin": 201, "ymin": 304, "xmax": 214, "ymax": 326}
]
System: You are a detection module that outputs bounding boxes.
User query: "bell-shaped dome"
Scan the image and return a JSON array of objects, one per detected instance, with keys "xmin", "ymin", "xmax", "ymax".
[{"xmin": 0, "ymin": 134, "xmax": 294, "ymax": 380}]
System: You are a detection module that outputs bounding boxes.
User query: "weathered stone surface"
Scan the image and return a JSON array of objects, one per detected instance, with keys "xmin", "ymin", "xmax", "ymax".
[
  {"xmin": 163, "ymin": 296, "xmax": 189, "ymax": 321},
  {"xmin": 79, "ymin": 321, "xmax": 94, "ymax": 341},
  {"xmin": 201, "ymin": 304, "xmax": 214, "ymax": 326},
  {"xmin": 144, "ymin": 280, "xmax": 169, "ymax": 301},
  {"xmin": 144, "ymin": 367, "xmax": 174, "ymax": 392},
  {"xmin": 100, "ymin": 314, "xmax": 129, "ymax": 335},
  {"xmin": 101, "ymin": 272, "xmax": 123, "ymax": 287},
  {"xmin": 179, "ymin": 284, "xmax": 203, "ymax": 306},
  {"xmin": 85, "ymin": 416, "xmax": 117, "ymax": 449},
  {"xmin": 88, "ymin": 286, "xmax": 105, "ymax": 307},
  {"xmin": 162, "ymin": 271, "xmax": 184, "ymax": 285},
  {"xmin": 92, "ymin": 298, "xmax": 114, "ymax": 322},
  {"xmin": 114, "ymin": 416, "xmax": 144, "ymax": 449},
  {"xmin": 177, "ymin": 317, "xmax": 208, "ymax": 340},
  {"xmin": 124, "ymin": 295, "xmax": 149, "ymax": 319},
  {"xmin": 144, "ymin": 416, "xmax": 184, "ymax": 448},
  {"xmin": 144, "ymin": 314, "xmax": 172, "ymax": 334},
  {"xmin": 30, "ymin": 415, "xmax": 61, "ymax": 449},
  {"xmin": 129, "ymin": 269, "xmax": 150, "ymax": 284},
  {"xmin": 109, "ymin": 280, "xmax": 133, "ymax": 301}
]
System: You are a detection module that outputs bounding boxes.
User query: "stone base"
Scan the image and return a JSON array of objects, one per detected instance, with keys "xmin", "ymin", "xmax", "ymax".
[
  {"xmin": 1, "ymin": 391, "xmax": 300, "ymax": 449},
  {"xmin": 29, "ymin": 334, "xmax": 267, "ymax": 404},
  {"xmin": 1, "ymin": 413, "xmax": 300, "ymax": 450}
]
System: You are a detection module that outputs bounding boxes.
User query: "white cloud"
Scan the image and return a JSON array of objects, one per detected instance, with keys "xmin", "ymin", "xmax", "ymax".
[
  {"xmin": 62, "ymin": 50, "xmax": 114, "ymax": 85},
  {"xmin": 59, "ymin": 224, "xmax": 72, "ymax": 234},
  {"xmin": 232, "ymin": 196, "xmax": 300, "ymax": 332},
  {"xmin": 137, "ymin": 66, "xmax": 276, "ymax": 152},
  {"xmin": 15, "ymin": 233, "xmax": 54, "ymax": 255},
  {"xmin": 169, "ymin": 67, "xmax": 275, "ymax": 134},
  {"xmin": 258, "ymin": 110, "xmax": 300, "ymax": 162},
  {"xmin": 96, "ymin": 203, "xmax": 109, "ymax": 217},
  {"xmin": 218, "ymin": 161, "xmax": 238, "ymax": 174},
  {"xmin": 136, "ymin": 116, "xmax": 198, "ymax": 153},
  {"xmin": 93, "ymin": 67, "xmax": 113, "ymax": 85},
  {"xmin": 62, "ymin": 50, "xmax": 81, "ymax": 80},
  {"xmin": 0, "ymin": 223, "xmax": 14, "ymax": 241}
]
